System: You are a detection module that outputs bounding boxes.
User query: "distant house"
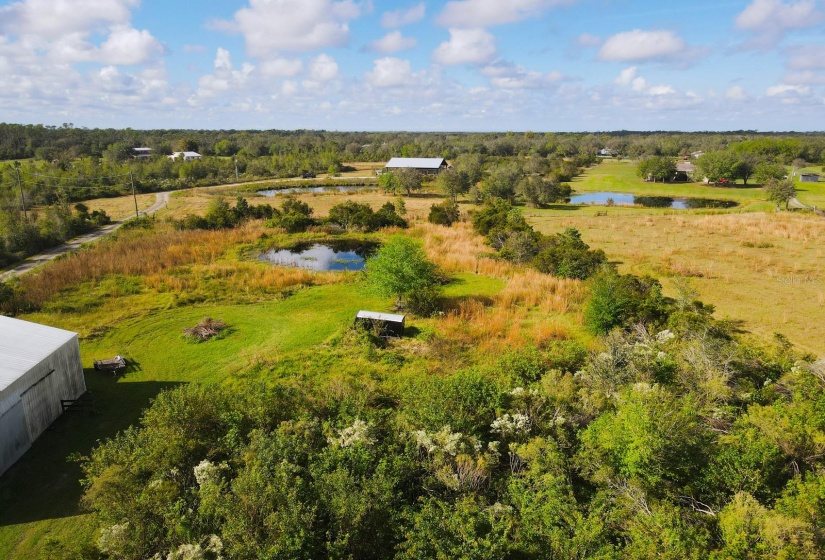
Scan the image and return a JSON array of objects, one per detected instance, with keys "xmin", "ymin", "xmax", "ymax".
[
  {"xmin": 691, "ymin": 151, "xmax": 704, "ymax": 159},
  {"xmin": 0, "ymin": 316, "xmax": 86, "ymax": 476},
  {"xmin": 132, "ymin": 147, "xmax": 152, "ymax": 159},
  {"xmin": 674, "ymin": 161, "xmax": 696, "ymax": 182},
  {"xmin": 168, "ymin": 151, "xmax": 202, "ymax": 162},
  {"xmin": 800, "ymin": 173, "xmax": 820, "ymax": 183},
  {"xmin": 382, "ymin": 157, "xmax": 448, "ymax": 175},
  {"xmin": 599, "ymin": 148, "xmax": 615, "ymax": 157}
]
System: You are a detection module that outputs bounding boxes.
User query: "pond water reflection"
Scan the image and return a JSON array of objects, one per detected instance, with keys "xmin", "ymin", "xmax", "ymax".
[
  {"xmin": 258, "ymin": 241, "xmax": 377, "ymax": 271},
  {"xmin": 258, "ymin": 186, "xmax": 376, "ymax": 197},
  {"xmin": 568, "ymin": 192, "xmax": 737, "ymax": 209}
]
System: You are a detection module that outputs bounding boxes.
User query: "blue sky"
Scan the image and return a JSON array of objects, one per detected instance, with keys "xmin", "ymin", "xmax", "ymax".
[{"xmin": 0, "ymin": 0, "xmax": 823, "ymax": 131}]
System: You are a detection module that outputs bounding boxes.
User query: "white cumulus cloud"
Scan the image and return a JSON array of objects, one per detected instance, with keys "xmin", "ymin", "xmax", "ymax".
[
  {"xmin": 259, "ymin": 58, "xmax": 303, "ymax": 78},
  {"xmin": 766, "ymin": 83, "xmax": 811, "ymax": 96},
  {"xmin": 614, "ymin": 66, "xmax": 675, "ymax": 96},
  {"xmin": 366, "ymin": 57, "xmax": 418, "ymax": 87},
  {"xmin": 0, "ymin": 0, "xmax": 164, "ymax": 66},
  {"xmin": 437, "ymin": 0, "xmax": 577, "ymax": 28},
  {"xmin": 736, "ymin": 0, "xmax": 823, "ymax": 47},
  {"xmin": 366, "ymin": 31, "xmax": 417, "ymax": 54},
  {"xmin": 217, "ymin": 0, "xmax": 362, "ymax": 56},
  {"xmin": 433, "ymin": 28, "xmax": 497, "ymax": 65},
  {"xmin": 598, "ymin": 30, "xmax": 686, "ymax": 62},
  {"xmin": 308, "ymin": 54, "xmax": 339, "ymax": 81},
  {"xmin": 381, "ymin": 3, "xmax": 426, "ymax": 27}
]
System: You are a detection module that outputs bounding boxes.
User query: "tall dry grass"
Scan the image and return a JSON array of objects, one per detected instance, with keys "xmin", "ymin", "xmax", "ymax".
[
  {"xmin": 11, "ymin": 224, "xmax": 264, "ymax": 310},
  {"xmin": 143, "ymin": 261, "xmax": 347, "ymax": 295},
  {"xmin": 417, "ymin": 221, "xmax": 517, "ymax": 278},
  {"xmin": 419, "ymin": 222, "xmax": 588, "ymax": 355}
]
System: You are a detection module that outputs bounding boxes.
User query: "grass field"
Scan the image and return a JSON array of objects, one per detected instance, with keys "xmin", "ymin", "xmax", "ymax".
[{"xmin": 527, "ymin": 209, "xmax": 825, "ymax": 356}]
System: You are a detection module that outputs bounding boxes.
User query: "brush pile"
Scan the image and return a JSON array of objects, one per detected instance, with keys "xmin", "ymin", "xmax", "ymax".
[{"xmin": 183, "ymin": 317, "xmax": 227, "ymax": 341}]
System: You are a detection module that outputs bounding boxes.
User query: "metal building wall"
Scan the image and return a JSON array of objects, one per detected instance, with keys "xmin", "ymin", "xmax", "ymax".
[
  {"xmin": 19, "ymin": 336, "xmax": 86, "ymax": 442},
  {"xmin": 0, "ymin": 396, "xmax": 31, "ymax": 476}
]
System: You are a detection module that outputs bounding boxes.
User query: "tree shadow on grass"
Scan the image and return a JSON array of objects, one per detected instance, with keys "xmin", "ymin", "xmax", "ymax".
[{"xmin": 0, "ymin": 368, "xmax": 184, "ymax": 526}]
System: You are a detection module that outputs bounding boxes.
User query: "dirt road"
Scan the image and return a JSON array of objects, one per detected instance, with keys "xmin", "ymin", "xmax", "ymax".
[{"xmin": 0, "ymin": 191, "xmax": 170, "ymax": 281}]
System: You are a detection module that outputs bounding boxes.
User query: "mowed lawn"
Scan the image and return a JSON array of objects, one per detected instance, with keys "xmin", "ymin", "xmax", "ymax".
[
  {"xmin": 0, "ymin": 282, "xmax": 391, "ymax": 558},
  {"xmin": 529, "ymin": 210, "xmax": 825, "ymax": 357},
  {"xmin": 571, "ymin": 159, "xmax": 772, "ymax": 210}
]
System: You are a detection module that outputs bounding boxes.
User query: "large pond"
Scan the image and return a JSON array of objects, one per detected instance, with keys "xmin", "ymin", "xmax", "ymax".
[
  {"xmin": 569, "ymin": 191, "xmax": 737, "ymax": 209},
  {"xmin": 258, "ymin": 186, "xmax": 376, "ymax": 197},
  {"xmin": 258, "ymin": 241, "xmax": 378, "ymax": 271}
]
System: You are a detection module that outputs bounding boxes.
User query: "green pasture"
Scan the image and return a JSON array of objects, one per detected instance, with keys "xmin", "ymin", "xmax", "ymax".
[{"xmin": 0, "ymin": 265, "xmax": 506, "ymax": 558}]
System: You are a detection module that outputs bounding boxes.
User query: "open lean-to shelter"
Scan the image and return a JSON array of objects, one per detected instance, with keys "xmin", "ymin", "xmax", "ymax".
[
  {"xmin": 355, "ymin": 311, "xmax": 406, "ymax": 337},
  {"xmin": 0, "ymin": 316, "xmax": 86, "ymax": 476}
]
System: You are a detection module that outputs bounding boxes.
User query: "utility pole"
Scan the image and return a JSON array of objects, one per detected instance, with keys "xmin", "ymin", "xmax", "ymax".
[
  {"xmin": 130, "ymin": 172, "xmax": 139, "ymax": 219},
  {"xmin": 16, "ymin": 168, "xmax": 28, "ymax": 222}
]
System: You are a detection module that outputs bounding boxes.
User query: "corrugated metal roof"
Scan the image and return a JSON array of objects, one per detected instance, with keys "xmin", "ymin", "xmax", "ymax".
[
  {"xmin": 356, "ymin": 311, "xmax": 406, "ymax": 322},
  {"xmin": 385, "ymin": 158, "xmax": 446, "ymax": 169},
  {"xmin": 0, "ymin": 316, "xmax": 77, "ymax": 393}
]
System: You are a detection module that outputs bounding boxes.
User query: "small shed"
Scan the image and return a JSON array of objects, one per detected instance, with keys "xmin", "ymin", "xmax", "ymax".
[
  {"xmin": 0, "ymin": 316, "xmax": 86, "ymax": 476},
  {"xmin": 383, "ymin": 158, "xmax": 448, "ymax": 175},
  {"xmin": 355, "ymin": 311, "xmax": 406, "ymax": 337},
  {"xmin": 800, "ymin": 173, "xmax": 820, "ymax": 183}
]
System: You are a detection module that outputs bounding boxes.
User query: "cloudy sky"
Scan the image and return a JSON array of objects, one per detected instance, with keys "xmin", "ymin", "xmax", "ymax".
[{"xmin": 0, "ymin": 0, "xmax": 823, "ymax": 131}]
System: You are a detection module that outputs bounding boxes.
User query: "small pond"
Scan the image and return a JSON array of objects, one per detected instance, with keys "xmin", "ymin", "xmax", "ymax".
[
  {"xmin": 258, "ymin": 186, "xmax": 377, "ymax": 197},
  {"xmin": 568, "ymin": 192, "xmax": 737, "ymax": 209},
  {"xmin": 258, "ymin": 241, "xmax": 378, "ymax": 271}
]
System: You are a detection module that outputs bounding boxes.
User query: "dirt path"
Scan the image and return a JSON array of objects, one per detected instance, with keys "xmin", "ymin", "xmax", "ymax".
[{"xmin": 0, "ymin": 191, "xmax": 170, "ymax": 281}]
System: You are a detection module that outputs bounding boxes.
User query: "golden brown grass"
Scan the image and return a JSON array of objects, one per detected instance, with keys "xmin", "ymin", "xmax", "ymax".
[
  {"xmin": 529, "ymin": 210, "xmax": 825, "ymax": 356},
  {"xmin": 415, "ymin": 221, "xmax": 587, "ymax": 357},
  {"xmin": 58, "ymin": 193, "xmax": 158, "ymax": 221},
  {"xmin": 10, "ymin": 224, "xmax": 264, "ymax": 310}
]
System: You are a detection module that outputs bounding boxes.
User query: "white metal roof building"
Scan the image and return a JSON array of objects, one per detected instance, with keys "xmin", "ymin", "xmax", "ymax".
[
  {"xmin": 0, "ymin": 316, "xmax": 86, "ymax": 476},
  {"xmin": 384, "ymin": 157, "xmax": 448, "ymax": 174}
]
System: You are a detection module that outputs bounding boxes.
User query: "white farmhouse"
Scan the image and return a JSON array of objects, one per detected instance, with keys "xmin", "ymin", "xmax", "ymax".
[
  {"xmin": 0, "ymin": 316, "xmax": 86, "ymax": 476},
  {"xmin": 168, "ymin": 151, "xmax": 202, "ymax": 162}
]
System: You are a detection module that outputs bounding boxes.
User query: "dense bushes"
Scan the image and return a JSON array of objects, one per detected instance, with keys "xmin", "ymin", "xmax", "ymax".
[
  {"xmin": 78, "ymin": 287, "xmax": 825, "ymax": 559},
  {"xmin": 472, "ymin": 199, "xmax": 606, "ymax": 279},
  {"xmin": 0, "ymin": 201, "xmax": 110, "ymax": 267},
  {"xmin": 427, "ymin": 199, "xmax": 460, "ymax": 226},
  {"xmin": 583, "ymin": 268, "xmax": 671, "ymax": 334},
  {"xmin": 327, "ymin": 200, "xmax": 406, "ymax": 232},
  {"xmin": 176, "ymin": 196, "xmax": 275, "ymax": 231}
]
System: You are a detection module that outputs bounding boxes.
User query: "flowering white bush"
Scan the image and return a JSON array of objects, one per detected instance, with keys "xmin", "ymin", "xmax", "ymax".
[
  {"xmin": 193, "ymin": 459, "xmax": 225, "ymax": 487},
  {"xmin": 329, "ymin": 419, "xmax": 375, "ymax": 448},
  {"xmin": 490, "ymin": 413, "xmax": 530, "ymax": 436},
  {"xmin": 97, "ymin": 522, "xmax": 129, "ymax": 555}
]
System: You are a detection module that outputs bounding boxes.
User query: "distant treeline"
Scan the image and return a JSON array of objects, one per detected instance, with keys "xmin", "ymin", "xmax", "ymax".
[{"xmin": 2, "ymin": 123, "xmax": 825, "ymax": 163}]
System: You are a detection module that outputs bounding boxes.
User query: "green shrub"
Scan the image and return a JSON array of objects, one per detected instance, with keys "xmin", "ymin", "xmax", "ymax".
[
  {"xmin": 428, "ymin": 199, "xmax": 460, "ymax": 226},
  {"xmin": 532, "ymin": 227, "xmax": 607, "ymax": 280},
  {"xmin": 584, "ymin": 268, "xmax": 671, "ymax": 334}
]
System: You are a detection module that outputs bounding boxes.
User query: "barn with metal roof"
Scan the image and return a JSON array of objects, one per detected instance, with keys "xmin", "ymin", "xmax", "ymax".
[
  {"xmin": 383, "ymin": 157, "xmax": 448, "ymax": 175},
  {"xmin": 0, "ymin": 316, "xmax": 85, "ymax": 476}
]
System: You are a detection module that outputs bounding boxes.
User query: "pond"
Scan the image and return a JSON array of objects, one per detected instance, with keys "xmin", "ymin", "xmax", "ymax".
[
  {"xmin": 258, "ymin": 241, "xmax": 378, "ymax": 271},
  {"xmin": 568, "ymin": 192, "xmax": 737, "ymax": 209},
  {"xmin": 258, "ymin": 186, "xmax": 377, "ymax": 197}
]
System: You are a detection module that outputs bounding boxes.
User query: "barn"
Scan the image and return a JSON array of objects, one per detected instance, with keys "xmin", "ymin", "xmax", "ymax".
[
  {"xmin": 383, "ymin": 157, "xmax": 449, "ymax": 175},
  {"xmin": 0, "ymin": 316, "xmax": 86, "ymax": 476}
]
